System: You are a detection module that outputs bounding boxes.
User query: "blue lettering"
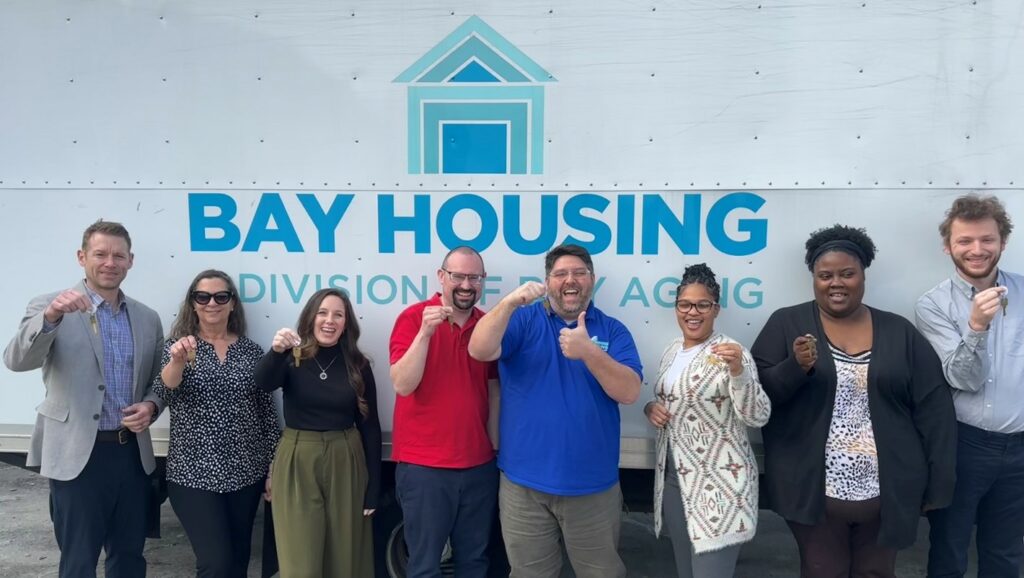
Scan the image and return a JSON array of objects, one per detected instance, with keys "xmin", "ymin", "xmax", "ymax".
[
  {"xmin": 733, "ymin": 277, "xmax": 763, "ymax": 308},
  {"xmin": 504, "ymin": 195, "xmax": 558, "ymax": 255},
  {"xmin": 706, "ymin": 193, "xmax": 767, "ymax": 256},
  {"xmin": 641, "ymin": 194, "xmax": 701, "ymax": 255},
  {"xmin": 481, "ymin": 275, "xmax": 502, "ymax": 305},
  {"xmin": 563, "ymin": 194, "xmax": 612, "ymax": 253},
  {"xmin": 283, "ymin": 274, "xmax": 309, "ymax": 304},
  {"xmin": 367, "ymin": 275, "xmax": 397, "ymax": 304},
  {"xmin": 378, "ymin": 195, "xmax": 431, "ymax": 253},
  {"xmin": 616, "ymin": 195, "xmax": 636, "ymax": 255},
  {"xmin": 653, "ymin": 277, "xmax": 680, "ymax": 307},
  {"xmin": 297, "ymin": 194, "xmax": 354, "ymax": 253},
  {"xmin": 436, "ymin": 194, "xmax": 498, "ymax": 251},
  {"xmin": 242, "ymin": 194, "xmax": 302, "ymax": 252},
  {"xmin": 238, "ymin": 273, "xmax": 264, "ymax": 302},
  {"xmin": 619, "ymin": 277, "xmax": 650, "ymax": 307},
  {"xmin": 189, "ymin": 193, "xmax": 240, "ymax": 252}
]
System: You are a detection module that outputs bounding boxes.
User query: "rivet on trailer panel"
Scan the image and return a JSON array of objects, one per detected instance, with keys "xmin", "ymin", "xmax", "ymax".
[
  {"xmin": 66, "ymin": 17, "xmax": 70, "ymax": 22},
  {"xmin": 753, "ymin": 136, "xmax": 758, "ymax": 140},
  {"xmin": 742, "ymin": 182, "xmax": 747, "ymax": 186},
  {"xmin": 901, "ymin": 181, "xmax": 906, "ymax": 185},
  {"xmin": 848, "ymin": 181, "xmax": 852, "ymax": 185},
  {"xmin": 955, "ymin": 181, "xmax": 961, "ymax": 185},
  {"xmin": 754, "ymin": 70, "xmax": 759, "ymax": 75},
  {"xmin": 639, "ymin": 182, "xmax": 644, "ymax": 187},
  {"xmin": 856, "ymin": 135, "xmax": 861, "ymax": 139},
  {"xmin": 276, "ymin": 181, "xmax": 281, "ymax": 186},
  {"xmin": 768, "ymin": 181, "xmax": 772, "ymax": 186},
  {"xmin": 72, "ymin": 140, "xmax": 77, "ymax": 144},
  {"xmin": 253, "ymin": 14, "xmax": 259, "ymax": 19}
]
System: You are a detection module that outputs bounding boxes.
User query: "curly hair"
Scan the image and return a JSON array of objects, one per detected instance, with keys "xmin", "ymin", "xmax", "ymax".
[
  {"xmin": 939, "ymin": 194, "xmax": 1013, "ymax": 244},
  {"xmin": 677, "ymin": 263, "xmax": 721, "ymax": 302},
  {"xmin": 804, "ymin": 224, "xmax": 877, "ymax": 271}
]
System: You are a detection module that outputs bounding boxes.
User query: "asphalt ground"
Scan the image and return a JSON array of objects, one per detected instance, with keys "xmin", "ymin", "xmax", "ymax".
[{"xmin": 0, "ymin": 462, "xmax": 992, "ymax": 577}]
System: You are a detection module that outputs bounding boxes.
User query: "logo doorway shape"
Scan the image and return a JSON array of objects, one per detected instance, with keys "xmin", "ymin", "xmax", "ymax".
[{"xmin": 394, "ymin": 16, "xmax": 556, "ymax": 175}]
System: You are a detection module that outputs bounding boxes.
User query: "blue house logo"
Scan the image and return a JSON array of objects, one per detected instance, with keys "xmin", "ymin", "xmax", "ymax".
[{"xmin": 394, "ymin": 16, "xmax": 556, "ymax": 175}]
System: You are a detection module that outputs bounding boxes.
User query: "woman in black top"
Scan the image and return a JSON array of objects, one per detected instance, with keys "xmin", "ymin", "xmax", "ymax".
[
  {"xmin": 255, "ymin": 288, "xmax": 381, "ymax": 578},
  {"xmin": 154, "ymin": 269, "xmax": 280, "ymax": 578},
  {"xmin": 751, "ymin": 225, "xmax": 956, "ymax": 578}
]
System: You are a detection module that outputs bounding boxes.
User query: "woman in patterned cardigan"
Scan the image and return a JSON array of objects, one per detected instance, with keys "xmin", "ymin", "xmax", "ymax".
[{"xmin": 644, "ymin": 263, "xmax": 771, "ymax": 578}]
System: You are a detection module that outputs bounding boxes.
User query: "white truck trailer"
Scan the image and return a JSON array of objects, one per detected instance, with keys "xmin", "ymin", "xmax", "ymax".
[{"xmin": 2, "ymin": 1, "xmax": 1022, "ymax": 575}]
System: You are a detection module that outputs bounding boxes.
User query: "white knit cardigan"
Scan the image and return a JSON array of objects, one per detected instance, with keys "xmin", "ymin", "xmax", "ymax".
[{"xmin": 651, "ymin": 333, "xmax": 771, "ymax": 554}]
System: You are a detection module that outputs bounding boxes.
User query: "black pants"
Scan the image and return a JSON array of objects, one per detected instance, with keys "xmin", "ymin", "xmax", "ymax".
[
  {"xmin": 396, "ymin": 460, "xmax": 498, "ymax": 578},
  {"xmin": 168, "ymin": 480, "xmax": 264, "ymax": 578},
  {"xmin": 787, "ymin": 497, "xmax": 897, "ymax": 578},
  {"xmin": 50, "ymin": 435, "xmax": 150, "ymax": 578},
  {"xmin": 927, "ymin": 422, "xmax": 1024, "ymax": 578}
]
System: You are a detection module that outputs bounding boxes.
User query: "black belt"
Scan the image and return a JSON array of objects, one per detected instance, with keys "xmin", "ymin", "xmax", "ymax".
[{"xmin": 96, "ymin": 428, "xmax": 134, "ymax": 445}]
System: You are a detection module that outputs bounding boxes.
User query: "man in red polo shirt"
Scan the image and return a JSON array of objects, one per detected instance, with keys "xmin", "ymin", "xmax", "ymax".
[{"xmin": 389, "ymin": 246, "xmax": 498, "ymax": 578}]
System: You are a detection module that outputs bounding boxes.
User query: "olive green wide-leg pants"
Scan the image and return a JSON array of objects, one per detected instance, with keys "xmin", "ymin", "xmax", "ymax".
[{"xmin": 271, "ymin": 428, "xmax": 372, "ymax": 578}]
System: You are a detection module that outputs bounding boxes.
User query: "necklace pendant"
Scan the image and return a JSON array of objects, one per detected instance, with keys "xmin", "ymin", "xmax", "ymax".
[{"xmin": 319, "ymin": 370, "xmax": 328, "ymax": 381}]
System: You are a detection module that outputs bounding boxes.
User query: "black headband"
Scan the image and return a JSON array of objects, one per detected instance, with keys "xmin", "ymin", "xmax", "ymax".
[{"xmin": 808, "ymin": 239, "xmax": 868, "ymax": 271}]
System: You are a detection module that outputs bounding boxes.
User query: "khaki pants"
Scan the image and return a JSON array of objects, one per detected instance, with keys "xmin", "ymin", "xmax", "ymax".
[
  {"xmin": 498, "ymin": 473, "xmax": 625, "ymax": 578},
  {"xmin": 271, "ymin": 428, "xmax": 372, "ymax": 578}
]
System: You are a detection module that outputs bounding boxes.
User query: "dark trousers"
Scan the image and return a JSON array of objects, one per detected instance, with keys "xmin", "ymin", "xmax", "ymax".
[
  {"xmin": 396, "ymin": 459, "xmax": 498, "ymax": 578},
  {"xmin": 787, "ymin": 497, "xmax": 897, "ymax": 578},
  {"xmin": 168, "ymin": 480, "xmax": 264, "ymax": 578},
  {"xmin": 49, "ymin": 435, "xmax": 150, "ymax": 578},
  {"xmin": 927, "ymin": 422, "xmax": 1024, "ymax": 578}
]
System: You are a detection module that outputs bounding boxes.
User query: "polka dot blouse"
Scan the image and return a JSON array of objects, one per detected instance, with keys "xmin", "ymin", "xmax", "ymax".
[{"xmin": 154, "ymin": 336, "xmax": 281, "ymax": 493}]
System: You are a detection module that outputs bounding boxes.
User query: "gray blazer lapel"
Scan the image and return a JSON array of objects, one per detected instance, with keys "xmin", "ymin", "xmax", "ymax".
[
  {"xmin": 73, "ymin": 280, "xmax": 106, "ymax": 377},
  {"xmin": 126, "ymin": 298, "xmax": 145, "ymax": 401}
]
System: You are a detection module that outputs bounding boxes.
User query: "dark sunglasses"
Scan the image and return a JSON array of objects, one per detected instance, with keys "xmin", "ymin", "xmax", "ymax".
[{"xmin": 191, "ymin": 291, "xmax": 233, "ymax": 305}]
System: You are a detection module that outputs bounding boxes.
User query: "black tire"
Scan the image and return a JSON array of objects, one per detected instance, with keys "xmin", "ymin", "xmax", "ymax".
[{"xmin": 385, "ymin": 521, "xmax": 456, "ymax": 578}]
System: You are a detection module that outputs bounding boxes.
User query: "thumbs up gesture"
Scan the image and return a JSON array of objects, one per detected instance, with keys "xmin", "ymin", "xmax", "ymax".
[{"xmin": 558, "ymin": 311, "xmax": 595, "ymax": 360}]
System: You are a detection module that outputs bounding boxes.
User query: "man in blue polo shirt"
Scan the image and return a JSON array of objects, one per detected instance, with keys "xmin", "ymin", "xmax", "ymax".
[{"xmin": 469, "ymin": 244, "xmax": 642, "ymax": 578}]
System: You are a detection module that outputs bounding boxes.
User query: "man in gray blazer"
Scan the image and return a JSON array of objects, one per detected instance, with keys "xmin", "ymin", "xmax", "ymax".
[{"xmin": 4, "ymin": 220, "xmax": 164, "ymax": 578}]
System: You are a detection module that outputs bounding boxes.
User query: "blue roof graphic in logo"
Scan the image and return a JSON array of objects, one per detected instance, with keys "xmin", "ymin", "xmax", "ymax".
[{"xmin": 395, "ymin": 16, "xmax": 556, "ymax": 175}]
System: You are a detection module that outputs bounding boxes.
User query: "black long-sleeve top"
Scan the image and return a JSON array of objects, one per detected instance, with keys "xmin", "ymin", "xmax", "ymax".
[
  {"xmin": 751, "ymin": 301, "xmax": 957, "ymax": 549},
  {"xmin": 255, "ymin": 345, "xmax": 382, "ymax": 509}
]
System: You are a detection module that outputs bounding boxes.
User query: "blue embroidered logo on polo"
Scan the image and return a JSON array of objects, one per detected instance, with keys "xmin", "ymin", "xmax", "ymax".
[
  {"xmin": 394, "ymin": 16, "xmax": 556, "ymax": 175},
  {"xmin": 591, "ymin": 335, "xmax": 609, "ymax": 352}
]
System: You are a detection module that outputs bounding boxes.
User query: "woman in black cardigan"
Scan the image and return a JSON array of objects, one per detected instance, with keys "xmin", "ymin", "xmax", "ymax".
[{"xmin": 751, "ymin": 225, "xmax": 957, "ymax": 578}]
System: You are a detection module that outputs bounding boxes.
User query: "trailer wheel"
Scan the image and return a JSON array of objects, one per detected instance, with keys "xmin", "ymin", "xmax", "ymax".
[{"xmin": 384, "ymin": 522, "xmax": 455, "ymax": 578}]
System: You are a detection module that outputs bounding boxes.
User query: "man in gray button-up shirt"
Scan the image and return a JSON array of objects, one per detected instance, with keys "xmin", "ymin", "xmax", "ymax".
[{"xmin": 916, "ymin": 194, "xmax": 1024, "ymax": 578}]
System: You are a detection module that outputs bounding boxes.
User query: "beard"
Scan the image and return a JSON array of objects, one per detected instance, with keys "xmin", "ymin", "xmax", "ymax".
[
  {"xmin": 450, "ymin": 288, "xmax": 479, "ymax": 311},
  {"xmin": 952, "ymin": 251, "xmax": 1001, "ymax": 281},
  {"xmin": 549, "ymin": 285, "xmax": 592, "ymax": 318}
]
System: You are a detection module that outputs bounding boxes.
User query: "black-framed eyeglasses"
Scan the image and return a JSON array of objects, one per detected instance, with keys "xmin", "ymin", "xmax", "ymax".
[
  {"xmin": 441, "ymin": 269, "xmax": 485, "ymax": 285},
  {"xmin": 675, "ymin": 300, "xmax": 717, "ymax": 314},
  {"xmin": 192, "ymin": 291, "xmax": 233, "ymax": 305}
]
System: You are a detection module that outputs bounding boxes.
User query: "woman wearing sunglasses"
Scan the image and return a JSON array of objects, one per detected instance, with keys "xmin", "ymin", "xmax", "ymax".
[
  {"xmin": 644, "ymin": 263, "xmax": 771, "ymax": 578},
  {"xmin": 153, "ymin": 269, "xmax": 280, "ymax": 578}
]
